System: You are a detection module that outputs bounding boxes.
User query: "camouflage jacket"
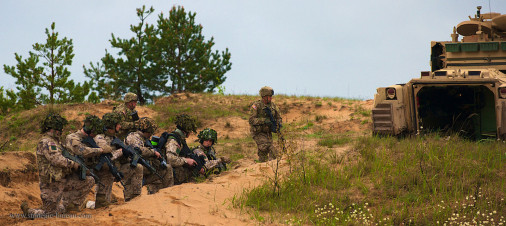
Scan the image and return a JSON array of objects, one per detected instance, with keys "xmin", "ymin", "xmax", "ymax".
[
  {"xmin": 94, "ymin": 134, "xmax": 123, "ymax": 161},
  {"xmin": 249, "ymin": 100, "xmax": 282, "ymax": 134},
  {"xmin": 193, "ymin": 144, "xmax": 221, "ymax": 172},
  {"xmin": 123, "ymin": 131, "xmax": 156, "ymax": 162},
  {"xmin": 37, "ymin": 135, "xmax": 75, "ymax": 183},
  {"xmin": 65, "ymin": 131, "xmax": 108, "ymax": 165},
  {"xmin": 113, "ymin": 103, "xmax": 137, "ymax": 139},
  {"xmin": 163, "ymin": 129, "xmax": 188, "ymax": 168}
]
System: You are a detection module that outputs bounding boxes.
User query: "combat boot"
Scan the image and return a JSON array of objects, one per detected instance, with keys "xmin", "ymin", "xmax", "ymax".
[{"xmin": 94, "ymin": 194, "xmax": 109, "ymax": 208}]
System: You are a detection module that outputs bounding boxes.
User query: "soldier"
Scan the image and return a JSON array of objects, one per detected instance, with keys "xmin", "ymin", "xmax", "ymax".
[
  {"xmin": 127, "ymin": 117, "xmax": 171, "ymax": 195},
  {"xmin": 164, "ymin": 114, "xmax": 197, "ymax": 185},
  {"xmin": 113, "ymin": 92, "xmax": 140, "ymax": 140},
  {"xmin": 193, "ymin": 128, "xmax": 230, "ymax": 175},
  {"xmin": 65, "ymin": 115, "xmax": 114, "ymax": 209},
  {"xmin": 249, "ymin": 86, "xmax": 283, "ymax": 162},
  {"xmin": 93, "ymin": 113, "xmax": 124, "ymax": 207},
  {"xmin": 21, "ymin": 113, "xmax": 94, "ymax": 217}
]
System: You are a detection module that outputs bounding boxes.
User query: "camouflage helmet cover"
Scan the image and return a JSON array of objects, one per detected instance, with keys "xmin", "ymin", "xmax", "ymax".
[
  {"xmin": 138, "ymin": 117, "xmax": 158, "ymax": 134},
  {"xmin": 102, "ymin": 112, "xmax": 122, "ymax": 129},
  {"xmin": 124, "ymin": 92, "xmax": 138, "ymax": 103},
  {"xmin": 198, "ymin": 128, "xmax": 218, "ymax": 144},
  {"xmin": 83, "ymin": 115, "xmax": 104, "ymax": 134},
  {"xmin": 175, "ymin": 114, "xmax": 197, "ymax": 133},
  {"xmin": 259, "ymin": 86, "xmax": 274, "ymax": 97},
  {"xmin": 41, "ymin": 113, "xmax": 68, "ymax": 133}
]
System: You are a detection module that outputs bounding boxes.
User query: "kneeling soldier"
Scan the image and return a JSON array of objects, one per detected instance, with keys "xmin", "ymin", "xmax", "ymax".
[
  {"xmin": 126, "ymin": 117, "xmax": 170, "ymax": 195},
  {"xmin": 65, "ymin": 115, "xmax": 115, "ymax": 209},
  {"xmin": 21, "ymin": 113, "xmax": 94, "ymax": 217},
  {"xmin": 193, "ymin": 128, "xmax": 230, "ymax": 176},
  {"xmin": 165, "ymin": 114, "xmax": 198, "ymax": 185}
]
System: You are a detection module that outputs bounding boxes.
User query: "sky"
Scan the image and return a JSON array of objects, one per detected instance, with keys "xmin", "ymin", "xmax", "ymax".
[{"xmin": 1, "ymin": 0, "xmax": 506, "ymax": 100}]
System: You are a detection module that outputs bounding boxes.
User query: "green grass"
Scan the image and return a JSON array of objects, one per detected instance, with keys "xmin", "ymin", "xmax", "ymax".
[
  {"xmin": 317, "ymin": 135, "xmax": 352, "ymax": 148},
  {"xmin": 236, "ymin": 135, "xmax": 506, "ymax": 225}
]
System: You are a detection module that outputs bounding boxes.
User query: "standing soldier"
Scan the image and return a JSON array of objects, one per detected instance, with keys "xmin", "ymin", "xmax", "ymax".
[
  {"xmin": 249, "ymin": 86, "xmax": 282, "ymax": 162},
  {"xmin": 21, "ymin": 113, "xmax": 94, "ymax": 217},
  {"xmin": 113, "ymin": 92, "xmax": 140, "ymax": 140},
  {"xmin": 127, "ymin": 117, "xmax": 170, "ymax": 195},
  {"xmin": 65, "ymin": 115, "xmax": 114, "ymax": 209},
  {"xmin": 164, "ymin": 114, "xmax": 197, "ymax": 185},
  {"xmin": 193, "ymin": 128, "xmax": 230, "ymax": 175}
]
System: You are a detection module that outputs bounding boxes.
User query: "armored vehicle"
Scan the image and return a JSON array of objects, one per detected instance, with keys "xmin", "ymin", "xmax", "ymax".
[{"xmin": 373, "ymin": 6, "xmax": 506, "ymax": 139}]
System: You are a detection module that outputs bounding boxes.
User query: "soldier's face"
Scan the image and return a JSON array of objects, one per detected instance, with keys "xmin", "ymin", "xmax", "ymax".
[
  {"xmin": 203, "ymin": 140, "xmax": 213, "ymax": 148},
  {"xmin": 262, "ymin": 95, "xmax": 272, "ymax": 104},
  {"xmin": 127, "ymin": 101, "xmax": 137, "ymax": 110},
  {"xmin": 115, "ymin": 124, "xmax": 121, "ymax": 133}
]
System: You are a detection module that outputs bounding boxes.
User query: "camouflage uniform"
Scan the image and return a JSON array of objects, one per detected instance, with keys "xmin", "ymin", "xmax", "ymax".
[
  {"xmin": 65, "ymin": 115, "xmax": 114, "ymax": 208},
  {"xmin": 122, "ymin": 131, "xmax": 153, "ymax": 198},
  {"xmin": 113, "ymin": 92, "xmax": 139, "ymax": 140},
  {"xmin": 165, "ymin": 129, "xmax": 193, "ymax": 185},
  {"xmin": 249, "ymin": 86, "xmax": 282, "ymax": 162},
  {"xmin": 193, "ymin": 144, "xmax": 222, "ymax": 173},
  {"xmin": 23, "ymin": 113, "xmax": 94, "ymax": 216},
  {"xmin": 26, "ymin": 136, "xmax": 94, "ymax": 216},
  {"xmin": 92, "ymin": 134, "xmax": 120, "ymax": 207}
]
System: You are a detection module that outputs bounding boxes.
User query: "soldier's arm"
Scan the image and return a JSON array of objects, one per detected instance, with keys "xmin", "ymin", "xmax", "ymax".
[
  {"xmin": 114, "ymin": 106, "xmax": 137, "ymax": 131},
  {"xmin": 65, "ymin": 134, "xmax": 104, "ymax": 158},
  {"xmin": 165, "ymin": 140, "xmax": 187, "ymax": 167},
  {"xmin": 125, "ymin": 134, "xmax": 155, "ymax": 157},
  {"xmin": 40, "ymin": 140, "xmax": 75, "ymax": 169},
  {"xmin": 249, "ymin": 103, "xmax": 267, "ymax": 125},
  {"xmin": 94, "ymin": 136, "xmax": 114, "ymax": 154}
]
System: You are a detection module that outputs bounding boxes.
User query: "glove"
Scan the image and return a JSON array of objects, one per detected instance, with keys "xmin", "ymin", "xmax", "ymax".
[{"xmin": 70, "ymin": 162, "xmax": 80, "ymax": 169}]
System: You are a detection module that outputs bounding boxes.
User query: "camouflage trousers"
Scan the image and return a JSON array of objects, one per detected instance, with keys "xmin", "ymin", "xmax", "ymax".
[
  {"xmin": 95, "ymin": 165, "xmax": 115, "ymax": 208},
  {"xmin": 118, "ymin": 163, "xmax": 143, "ymax": 202},
  {"xmin": 252, "ymin": 132, "xmax": 277, "ymax": 162},
  {"xmin": 173, "ymin": 166, "xmax": 193, "ymax": 185},
  {"xmin": 27, "ymin": 174, "xmax": 94, "ymax": 215},
  {"xmin": 144, "ymin": 165, "xmax": 173, "ymax": 194}
]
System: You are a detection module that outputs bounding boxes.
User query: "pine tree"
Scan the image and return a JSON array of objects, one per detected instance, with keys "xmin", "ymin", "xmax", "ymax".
[
  {"xmin": 86, "ymin": 6, "xmax": 167, "ymax": 105},
  {"xmin": 3, "ymin": 22, "xmax": 90, "ymax": 106},
  {"xmin": 85, "ymin": 5, "xmax": 232, "ymax": 104},
  {"xmin": 155, "ymin": 6, "xmax": 231, "ymax": 93}
]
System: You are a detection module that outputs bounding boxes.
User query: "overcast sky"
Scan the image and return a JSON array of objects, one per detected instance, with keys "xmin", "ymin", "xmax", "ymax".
[{"xmin": 1, "ymin": 0, "xmax": 505, "ymax": 100}]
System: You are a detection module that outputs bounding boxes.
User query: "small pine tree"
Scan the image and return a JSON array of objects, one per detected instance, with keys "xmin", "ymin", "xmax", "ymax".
[{"xmin": 4, "ymin": 22, "xmax": 90, "ymax": 107}]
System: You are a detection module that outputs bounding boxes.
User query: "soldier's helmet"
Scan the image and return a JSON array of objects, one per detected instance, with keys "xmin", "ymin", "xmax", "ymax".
[
  {"xmin": 198, "ymin": 128, "xmax": 218, "ymax": 144},
  {"xmin": 175, "ymin": 114, "xmax": 197, "ymax": 133},
  {"xmin": 259, "ymin": 86, "xmax": 274, "ymax": 97},
  {"xmin": 41, "ymin": 113, "xmax": 68, "ymax": 133},
  {"xmin": 102, "ymin": 112, "xmax": 122, "ymax": 129},
  {"xmin": 124, "ymin": 92, "xmax": 138, "ymax": 103},
  {"xmin": 138, "ymin": 117, "xmax": 158, "ymax": 134},
  {"xmin": 83, "ymin": 115, "xmax": 104, "ymax": 134}
]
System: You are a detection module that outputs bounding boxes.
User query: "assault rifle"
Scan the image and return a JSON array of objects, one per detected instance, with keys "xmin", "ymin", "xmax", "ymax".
[
  {"xmin": 146, "ymin": 135, "xmax": 167, "ymax": 169},
  {"xmin": 204, "ymin": 150, "xmax": 227, "ymax": 177},
  {"xmin": 111, "ymin": 137, "xmax": 164, "ymax": 180},
  {"xmin": 264, "ymin": 107, "xmax": 282, "ymax": 133},
  {"xmin": 131, "ymin": 110, "xmax": 139, "ymax": 121},
  {"xmin": 61, "ymin": 147, "xmax": 104, "ymax": 187},
  {"xmin": 164, "ymin": 132, "xmax": 206, "ymax": 176},
  {"xmin": 82, "ymin": 136, "xmax": 125, "ymax": 186}
]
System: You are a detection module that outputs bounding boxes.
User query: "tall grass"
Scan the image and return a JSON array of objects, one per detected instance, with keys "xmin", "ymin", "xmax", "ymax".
[{"xmin": 236, "ymin": 135, "xmax": 505, "ymax": 225}]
